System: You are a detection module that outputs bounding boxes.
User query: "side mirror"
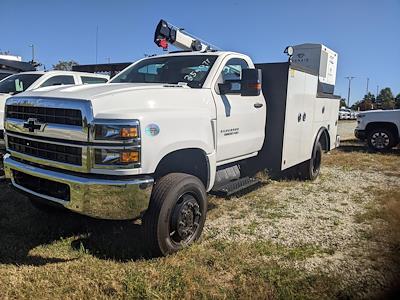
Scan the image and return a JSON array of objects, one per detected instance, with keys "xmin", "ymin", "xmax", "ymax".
[
  {"xmin": 241, "ymin": 68, "xmax": 262, "ymax": 96},
  {"xmin": 218, "ymin": 82, "xmax": 232, "ymax": 95}
]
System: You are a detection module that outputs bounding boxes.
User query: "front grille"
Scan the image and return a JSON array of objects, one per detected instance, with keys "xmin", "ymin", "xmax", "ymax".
[
  {"xmin": 8, "ymin": 135, "xmax": 82, "ymax": 166},
  {"xmin": 13, "ymin": 170, "xmax": 70, "ymax": 201},
  {"xmin": 6, "ymin": 105, "xmax": 83, "ymax": 126}
]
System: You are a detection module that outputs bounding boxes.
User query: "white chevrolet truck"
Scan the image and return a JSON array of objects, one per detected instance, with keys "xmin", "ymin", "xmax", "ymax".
[
  {"xmin": 355, "ymin": 109, "xmax": 400, "ymax": 151},
  {"xmin": 3, "ymin": 20, "xmax": 340, "ymax": 256},
  {"xmin": 0, "ymin": 70, "xmax": 110, "ymax": 141}
]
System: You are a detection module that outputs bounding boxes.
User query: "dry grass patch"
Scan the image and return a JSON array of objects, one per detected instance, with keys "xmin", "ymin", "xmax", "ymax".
[{"xmin": 0, "ymin": 140, "xmax": 399, "ymax": 299}]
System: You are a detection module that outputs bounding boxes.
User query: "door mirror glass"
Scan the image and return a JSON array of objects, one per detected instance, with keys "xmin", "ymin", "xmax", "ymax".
[
  {"xmin": 218, "ymin": 80, "xmax": 241, "ymax": 94},
  {"xmin": 240, "ymin": 68, "xmax": 262, "ymax": 96}
]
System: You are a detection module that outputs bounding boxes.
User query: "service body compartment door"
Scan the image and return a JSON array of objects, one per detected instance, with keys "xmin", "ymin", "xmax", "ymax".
[
  {"xmin": 301, "ymin": 72, "xmax": 318, "ymax": 159},
  {"xmin": 281, "ymin": 69, "xmax": 306, "ymax": 170},
  {"xmin": 212, "ymin": 57, "xmax": 266, "ymax": 163}
]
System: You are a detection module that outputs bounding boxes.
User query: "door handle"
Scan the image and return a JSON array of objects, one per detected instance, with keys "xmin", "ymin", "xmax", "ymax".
[{"xmin": 254, "ymin": 103, "xmax": 263, "ymax": 108}]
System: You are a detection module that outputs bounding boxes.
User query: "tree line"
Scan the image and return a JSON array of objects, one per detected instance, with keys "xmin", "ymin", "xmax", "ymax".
[{"xmin": 340, "ymin": 88, "xmax": 400, "ymax": 111}]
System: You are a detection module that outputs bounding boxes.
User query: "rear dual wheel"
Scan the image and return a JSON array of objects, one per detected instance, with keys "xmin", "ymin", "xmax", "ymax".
[
  {"xmin": 299, "ymin": 142, "xmax": 322, "ymax": 181},
  {"xmin": 143, "ymin": 173, "xmax": 207, "ymax": 256}
]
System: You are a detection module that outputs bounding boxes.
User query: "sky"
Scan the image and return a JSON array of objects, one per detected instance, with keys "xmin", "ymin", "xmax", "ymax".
[{"xmin": 0, "ymin": 0, "xmax": 399, "ymax": 105}]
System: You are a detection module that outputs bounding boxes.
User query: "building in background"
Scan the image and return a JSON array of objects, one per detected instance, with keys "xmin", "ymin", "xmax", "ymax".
[{"xmin": 0, "ymin": 53, "xmax": 36, "ymax": 80}]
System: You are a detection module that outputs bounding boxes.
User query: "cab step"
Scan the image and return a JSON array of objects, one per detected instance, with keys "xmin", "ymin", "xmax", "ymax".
[{"xmin": 213, "ymin": 177, "xmax": 261, "ymax": 197}]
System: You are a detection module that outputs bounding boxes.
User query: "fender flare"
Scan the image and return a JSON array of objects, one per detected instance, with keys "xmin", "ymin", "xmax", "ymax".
[{"xmin": 313, "ymin": 127, "xmax": 330, "ymax": 153}]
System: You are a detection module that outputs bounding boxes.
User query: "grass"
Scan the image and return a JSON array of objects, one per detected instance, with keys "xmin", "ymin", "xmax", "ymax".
[{"xmin": 0, "ymin": 140, "xmax": 399, "ymax": 299}]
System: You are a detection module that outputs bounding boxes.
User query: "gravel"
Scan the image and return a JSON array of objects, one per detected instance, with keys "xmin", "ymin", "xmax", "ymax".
[{"xmin": 204, "ymin": 165, "xmax": 400, "ymax": 297}]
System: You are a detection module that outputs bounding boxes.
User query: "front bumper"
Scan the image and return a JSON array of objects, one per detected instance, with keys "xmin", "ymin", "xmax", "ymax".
[
  {"xmin": 354, "ymin": 129, "xmax": 366, "ymax": 140},
  {"xmin": 3, "ymin": 154, "xmax": 154, "ymax": 220}
]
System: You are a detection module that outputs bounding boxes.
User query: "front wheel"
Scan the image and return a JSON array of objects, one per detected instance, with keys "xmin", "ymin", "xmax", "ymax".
[
  {"xmin": 367, "ymin": 128, "xmax": 395, "ymax": 152},
  {"xmin": 143, "ymin": 173, "xmax": 207, "ymax": 256}
]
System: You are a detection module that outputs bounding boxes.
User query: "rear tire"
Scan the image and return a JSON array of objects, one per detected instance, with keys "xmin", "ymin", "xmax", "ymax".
[
  {"xmin": 299, "ymin": 142, "xmax": 322, "ymax": 181},
  {"xmin": 143, "ymin": 173, "xmax": 207, "ymax": 257},
  {"xmin": 367, "ymin": 128, "xmax": 395, "ymax": 152}
]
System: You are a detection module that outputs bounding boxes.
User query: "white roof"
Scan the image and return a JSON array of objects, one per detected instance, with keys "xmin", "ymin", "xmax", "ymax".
[{"xmin": 16, "ymin": 70, "xmax": 109, "ymax": 78}]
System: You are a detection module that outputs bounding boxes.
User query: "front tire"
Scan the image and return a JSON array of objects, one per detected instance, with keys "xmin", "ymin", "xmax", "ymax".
[
  {"xmin": 143, "ymin": 173, "xmax": 207, "ymax": 256},
  {"xmin": 367, "ymin": 128, "xmax": 395, "ymax": 152}
]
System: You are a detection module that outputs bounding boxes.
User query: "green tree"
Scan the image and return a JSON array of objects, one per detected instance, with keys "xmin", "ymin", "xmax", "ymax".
[
  {"xmin": 52, "ymin": 60, "xmax": 79, "ymax": 71},
  {"xmin": 395, "ymin": 93, "xmax": 400, "ymax": 109},
  {"xmin": 363, "ymin": 92, "xmax": 375, "ymax": 102},
  {"xmin": 340, "ymin": 98, "xmax": 347, "ymax": 108},
  {"xmin": 376, "ymin": 87, "xmax": 395, "ymax": 110},
  {"xmin": 351, "ymin": 101, "xmax": 360, "ymax": 110}
]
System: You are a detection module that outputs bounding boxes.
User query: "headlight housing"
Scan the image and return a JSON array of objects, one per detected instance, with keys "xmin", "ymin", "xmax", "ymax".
[
  {"xmin": 91, "ymin": 120, "xmax": 141, "ymax": 169},
  {"xmin": 94, "ymin": 148, "xmax": 140, "ymax": 166},
  {"xmin": 94, "ymin": 122, "xmax": 140, "ymax": 140}
]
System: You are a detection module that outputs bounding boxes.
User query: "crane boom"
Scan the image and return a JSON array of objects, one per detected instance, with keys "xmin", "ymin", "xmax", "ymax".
[{"xmin": 154, "ymin": 19, "xmax": 215, "ymax": 52}]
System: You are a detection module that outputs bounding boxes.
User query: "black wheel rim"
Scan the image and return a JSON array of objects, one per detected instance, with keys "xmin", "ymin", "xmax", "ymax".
[
  {"xmin": 312, "ymin": 148, "xmax": 321, "ymax": 175},
  {"xmin": 170, "ymin": 193, "xmax": 202, "ymax": 244}
]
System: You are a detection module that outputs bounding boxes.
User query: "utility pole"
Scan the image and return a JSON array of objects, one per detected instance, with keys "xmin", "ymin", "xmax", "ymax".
[
  {"xmin": 366, "ymin": 77, "xmax": 369, "ymax": 95},
  {"xmin": 28, "ymin": 44, "xmax": 35, "ymax": 62},
  {"xmin": 95, "ymin": 25, "xmax": 99, "ymax": 64},
  {"xmin": 376, "ymin": 85, "xmax": 379, "ymax": 98},
  {"xmin": 345, "ymin": 76, "xmax": 355, "ymax": 107},
  {"xmin": 105, "ymin": 57, "xmax": 111, "ymax": 63}
]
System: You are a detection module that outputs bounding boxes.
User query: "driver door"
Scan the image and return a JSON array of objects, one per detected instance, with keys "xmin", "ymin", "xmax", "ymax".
[{"xmin": 212, "ymin": 57, "xmax": 266, "ymax": 163}]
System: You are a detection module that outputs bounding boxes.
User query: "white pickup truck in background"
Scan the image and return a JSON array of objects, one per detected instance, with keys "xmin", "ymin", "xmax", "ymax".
[
  {"xmin": 0, "ymin": 70, "xmax": 110, "ymax": 144},
  {"xmin": 2, "ymin": 20, "xmax": 340, "ymax": 256},
  {"xmin": 355, "ymin": 109, "xmax": 400, "ymax": 151}
]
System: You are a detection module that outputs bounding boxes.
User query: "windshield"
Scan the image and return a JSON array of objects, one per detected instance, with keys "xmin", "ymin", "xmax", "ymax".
[
  {"xmin": 110, "ymin": 55, "xmax": 217, "ymax": 88},
  {"xmin": 0, "ymin": 74, "xmax": 43, "ymax": 94}
]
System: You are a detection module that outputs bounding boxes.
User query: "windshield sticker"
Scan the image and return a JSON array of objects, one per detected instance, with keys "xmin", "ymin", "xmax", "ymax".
[{"xmin": 15, "ymin": 79, "xmax": 24, "ymax": 92}]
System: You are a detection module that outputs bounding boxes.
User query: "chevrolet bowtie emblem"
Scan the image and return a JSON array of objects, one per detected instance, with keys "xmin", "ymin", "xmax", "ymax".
[{"xmin": 23, "ymin": 118, "xmax": 46, "ymax": 133}]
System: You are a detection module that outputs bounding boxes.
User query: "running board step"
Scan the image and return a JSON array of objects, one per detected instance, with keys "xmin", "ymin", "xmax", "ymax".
[{"xmin": 213, "ymin": 177, "xmax": 261, "ymax": 197}]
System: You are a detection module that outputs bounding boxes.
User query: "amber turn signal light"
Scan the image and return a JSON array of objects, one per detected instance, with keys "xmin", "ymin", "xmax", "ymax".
[
  {"xmin": 120, "ymin": 151, "xmax": 139, "ymax": 163},
  {"xmin": 120, "ymin": 127, "xmax": 138, "ymax": 138}
]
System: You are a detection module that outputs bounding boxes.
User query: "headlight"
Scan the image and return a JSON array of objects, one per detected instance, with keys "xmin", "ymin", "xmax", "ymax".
[
  {"xmin": 94, "ymin": 148, "xmax": 140, "ymax": 166},
  {"xmin": 94, "ymin": 124, "xmax": 139, "ymax": 140},
  {"xmin": 357, "ymin": 114, "xmax": 366, "ymax": 118}
]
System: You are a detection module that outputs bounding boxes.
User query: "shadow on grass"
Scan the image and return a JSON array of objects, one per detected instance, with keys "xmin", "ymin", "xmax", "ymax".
[
  {"xmin": 337, "ymin": 140, "xmax": 400, "ymax": 155},
  {"xmin": 0, "ymin": 183, "xmax": 153, "ymax": 265}
]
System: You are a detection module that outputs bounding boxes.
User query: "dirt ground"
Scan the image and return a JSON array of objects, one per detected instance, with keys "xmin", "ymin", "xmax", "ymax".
[
  {"xmin": 338, "ymin": 120, "xmax": 357, "ymax": 141},
  {"xmin": 0, "ymin": 140, "xmax": 399, "ymax": 299}
]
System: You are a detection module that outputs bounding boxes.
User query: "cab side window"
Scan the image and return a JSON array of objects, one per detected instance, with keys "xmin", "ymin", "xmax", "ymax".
[
  {"xmin": 221, "ymin": 58, "xmax": 249, "ymax": 92},
  {"xmin": 40, "ymin": 75, "xmax": 75, "ymax": 87},
  {"xmin": 81, "ymin": 76, "xmax": 108, "ymax": 84}
]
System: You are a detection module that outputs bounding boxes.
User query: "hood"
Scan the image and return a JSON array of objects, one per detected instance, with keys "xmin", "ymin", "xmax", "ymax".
[
  {"xmin": 0, "ymin": 93, "xmax": 12, "ymax": 130},
  {"xmin": 12, "ymin": 82, "xmax": 210, "ymax": 119},
  {"xmin": 0, "ymin": 93, "xmax": 11, "ymax": 105},
  {"xmin": 359, "ymin": 109, "xmax": 400, "ymax": 115},
  {"xmin": 20, "ymin": 83, "xmax": 176, "ymax": 100}
]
